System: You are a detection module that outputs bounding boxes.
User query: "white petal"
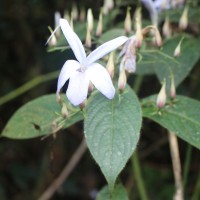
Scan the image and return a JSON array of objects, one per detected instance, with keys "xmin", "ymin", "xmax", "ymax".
[
  {"xmin": 141, "ymin": 0, "xmax": 158, "ymax": 25},
  {"xmin": 67, "ymin": 72, "xmax": 89, "ymax": 106},
  {"xmin": 86, "ymin": 63, "xmax": 115, "ymax": 99},
  {"xmin": 57, "ymin": 60, "xmax": 80, "ymax": 95},
  {"xmin": 60, "ymin": 18, "xmax": 86, "ymax": 63},
  {"xmin": 86, "ymin": 36, "xmax": 128, "ymax": 65}
]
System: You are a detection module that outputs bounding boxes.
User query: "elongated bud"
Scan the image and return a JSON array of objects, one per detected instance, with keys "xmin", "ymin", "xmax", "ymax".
[
  {"xmin": 54, "ymin": 11, "xmax": 61, "ymax": 37},
  {"xmin": 162, "ymin": 16, "xmax": 172, "ymax": 38},
  {"xmin": 156, "ymin": 79, "xmax": 166, "ymax": 108},
  {"xmin": 174, "ymin": 37, "xmax": 184, "ymax": 57},
  {"xmin": 48, "ymin": 34, "xmax": 57, "ymax": 46},
  {"xmin": 85, "ymin": 25, "xmax": 92, "ymax": 48},
  {"xmin": 56, "ymin": 94, "xmax": 62, "ymax": 104},
  {"xmin": 88, "ymin": 82, "xmax": 94, "ymax": 93},
  {"xmin": 87, "ymin": 8, "xmax": 94, "ymax": 32},
  {"xmin": 70, "ymin": 16, "xmax": 74, "ymax": 31},
  {"xmin": 106, "ymin": 52, "xmax": 115, "ymax": 78},
  {"xmin": 179, "ymin": 6, "xmax": 189, "ymax": 30},
  {"xmin": 80, "ymin": 7, "xmax": 86, "ymax": 22},
  {"xmin": 103, "ymin": 0, "xmax": 114, "ymax": 15},
  {"xmin": 61, "ymin": 103, "xmax": 68, "ymax": 118},
  {"xmin": 72, "ymin": 3, "xmax": 78, "ymax": 21},
  {"xmin": 135, "ymin": 7, "xmax": 143, "ymax": 47},
  {"xmin": 124, "ymin": 7, "xmax": 132, "ymax": 34},
  {"xmin": 64, "ymin": 10, "xmax": 70, "ymax": 21},
  {"xmin": 170, "ymin": 74, "xmax": 176, "ymax": 99},
  {"xmin": 118, "ymin": 68, "xmax": 127, "ymax": 90},
  {"xmin": 96, "ymin": 9, "xmax": 103, "ymax": 36}
]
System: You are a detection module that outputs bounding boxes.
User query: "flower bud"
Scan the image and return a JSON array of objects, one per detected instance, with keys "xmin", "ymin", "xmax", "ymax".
[
  {"xmin": 103, "ymin": 0, "xmax": 114, "ymax": 15},
  {"xmin": 170, "ymin": 74, "xmax": 176, "ymax": 99},
  {"xmin": 72, "ymin": 3, "xmax": 78, "ymax": 21},
  {"xmin": 61, "ymin": 103, "xmax": 68, "ymax": 118},
  {"xmin": 56, "ymin": 94, "xmax": 62, "ymax": 104},
  {"xmin": 118, "ymin": 68, "xmax": 127, "ymax": 90},
  {"xmin": 70, "ymin": 14, "xmax": 74, "ymax": 31},
  {"xmin": 54, "ymin": 11, "xmax": 61, "ymax": 37},
  {"xmin": 87, "ymin": 8, "xmax": 94, "ymax": 32},
  {"xmin": 80, "ymin": 7, "xmax": 86, "ymax": 22},
  {"xmin": 156, "ymin": 79, "xmax": 166, "ymax": 108},
  {"xmin": 64, "ymin": 10, "xmax": 70, "ymax": 21},
  {"xmin": 48, "ymin": 34, "xmax": 57, "ymax": 46},
  {"xmin": 96, "ymin": 10, "xmax": 103, "ymax": 37},
  {"xmin": 124, "ymin": 7, "xmax": 132, "ymax": 34},
  {"xmin": 174, "ymin": 37, "xmax": 184, "ymax": 57},
  {"xmin": 162, "ymin": 16, "xmax": 172, "ymax": 38},
  {"xmin": 85, "ymin": 25, "xmax": 92, "ymax": 48},
  {"xmin": 106, "ymin": 52, "xmax": 115, "ymax": 78},
  {"xmin": 179, "ymin": 6, "xmax": 189, "ymax": 30}
]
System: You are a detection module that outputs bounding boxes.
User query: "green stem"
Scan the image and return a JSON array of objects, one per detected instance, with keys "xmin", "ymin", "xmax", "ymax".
[
  {"xmin": 133, "ymin": 75, "xmax": 143, "ymax": 94},
  {"xmin": 131, "ymin": 153, "xmax": 149, "ymax": 200},
  {"xmin": 0, "ymin": 70, "xmax": 59, "ymax": 106},
  {"xmin": 191, "ymin": 170, "xmax": 200, "ymax": 200},
  {"xmin": 183, "ymin": 144, "xmax": 192, "ymax": 189},
  {"xmin": 131, "ymin": 75, "xmax": 148, "ymax": 200}
]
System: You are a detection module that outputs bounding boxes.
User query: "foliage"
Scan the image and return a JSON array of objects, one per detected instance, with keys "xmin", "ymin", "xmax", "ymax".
[{"xmin": 1, "ymin": 0, "xmax": 200, "ymax": 200}]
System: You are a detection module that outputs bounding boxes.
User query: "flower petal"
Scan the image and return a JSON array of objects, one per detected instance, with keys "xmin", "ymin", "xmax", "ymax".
[
  {"xmin": 67, "ymin": 72, "xmax": 89, "ymax": 106},
  {"xmin": 60, "ymin": 18, "xmax": 86, "ymax": 63},
  {"xmin": 86, "ymin": 36, "xmax": 128, "ymax": 65},
  {"xmin": 141, "ymin": 0, "xmax": 158, "ymax": 25},
  {"xmin": 86, "ymin": 63, "xmax": 115, "ymax": 99},
  {"xmin": 57, "ymin": 60, "xmax": 80, "ymax": 95}
]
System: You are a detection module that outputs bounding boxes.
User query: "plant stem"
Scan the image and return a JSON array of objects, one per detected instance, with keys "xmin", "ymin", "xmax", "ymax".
[
  {"xmin": 133, "ymin": 74, "xmax": 143, "ymax": 94},
  {"xmin": 0, "ymin": 70, "xmax": 59, "ymax": 106},
  {"xmin": 168, "ymin": 132, "xmax": 183, "ymax": 200},
  {"xmin": 183, "ymin": 144, "xmax": 192, "ymax": 189},
  {"xmin": 192, "ymin": 170, "xmax": 200, "ymax": 200},
  {"xmin": 131, "ymin": 153, "xmax": 149, "ymax": 200}
]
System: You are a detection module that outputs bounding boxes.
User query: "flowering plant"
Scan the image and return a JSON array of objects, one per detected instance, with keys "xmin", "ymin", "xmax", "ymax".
[{"xmin": 1, "ymin": 0, "xmax": 200, "ymax": 199}]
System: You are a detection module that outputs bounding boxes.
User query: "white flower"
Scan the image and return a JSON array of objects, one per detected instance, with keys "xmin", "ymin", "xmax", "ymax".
[{"xmin": 56, "ymin": 19, "xmax": 128, "ymax": 106}]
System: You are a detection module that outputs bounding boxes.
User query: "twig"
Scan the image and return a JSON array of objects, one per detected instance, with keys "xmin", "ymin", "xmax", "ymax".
[
  {"xmin": 38, "ymin": 139, "xmax": 87, "ymax": 200},
  {"xmin": 168, "ymin": 132, "xmax": 184, "ymax": 200}
]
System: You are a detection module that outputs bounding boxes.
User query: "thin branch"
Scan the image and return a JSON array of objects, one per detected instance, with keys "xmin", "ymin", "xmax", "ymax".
[
  {"xmin": 168, "ymin": 132, "xmax": 184, "ymax": 200},
  {"xmin": 38, "ymin": 139, "xmax": 87, "ymax": 200}
]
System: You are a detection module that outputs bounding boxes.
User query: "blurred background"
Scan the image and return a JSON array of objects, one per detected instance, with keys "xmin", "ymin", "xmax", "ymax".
[{"xmin": 0, "ymin": 0, "xmax": 200, "ymax": 199}]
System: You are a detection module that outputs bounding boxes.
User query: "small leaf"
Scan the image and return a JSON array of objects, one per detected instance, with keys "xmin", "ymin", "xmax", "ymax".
[
  {"xmin": 96, "ymin": 184, "xmax": 129, "ymax": 200},
  {"xmin": 142, "ymin": 95, "xmax": 200, "ymax": 149},
  {"xmin": 84, "ymin": 85, "xmax": 142, "ymax": 190},
  {"xmin": 2, "ymin": 94, "xmax": 83, "ymax": 139}
]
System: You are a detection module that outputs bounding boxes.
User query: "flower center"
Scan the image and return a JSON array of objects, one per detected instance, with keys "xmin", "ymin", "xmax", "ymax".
[{"xmin": 77, "ymin": 65, "xmax": 87, "ymax": 73}]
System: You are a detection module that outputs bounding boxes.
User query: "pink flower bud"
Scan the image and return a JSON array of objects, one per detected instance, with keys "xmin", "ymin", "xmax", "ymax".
[
  {"xmin": 162, "ymin": 16, "xmax": 172, "ymax": 38},
  {"xmin": 179, "ymin": 6, "xmax": 189, "ymax": 30},
  {"xmin": 124, "ymin": 7, "xmax": 132, "ymax": 34},
  {"xmin": 96, "ymin": 10, "xmax": 103, "ymax": 37},
  {"xmin": 170, "ymin": 74, "xmax": 176, "ymax": 99},
  {"xmin": 106, "ymin": 52, "xmax": 115, "ymax": 78},
  {"xmin": 174, "ymin": 37, "xmax": 184, "ymax": 57},
  {"xmin": 156, "ymin": 79, "xmax": 166, "ymax": 108},
  {"xmin": 118, "ymin": 68, "xmax": 127, "ymax": 90}
]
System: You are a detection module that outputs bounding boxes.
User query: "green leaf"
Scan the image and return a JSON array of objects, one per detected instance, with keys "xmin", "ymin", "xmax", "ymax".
[
  {"xmin": 96, "ymin": 184, "xmax": 129, "ymax": 200},
  {"xmin": 142, "ymin": 95, "xmax": 200, "ymax": 149},
  {"xmin": 2, "ymin": 94, "xmax": 83, "ymax": 139},
  {"xmin": 84, "ymin": 85, "xmax": 142, "ymax": 190},
  {"xmin": 137, "ymin": 36, "xmax": 200, "ymax": 87},
  {"xmin": 98, "ymin": 29, "xmax": 126, "ymax": 43}
]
